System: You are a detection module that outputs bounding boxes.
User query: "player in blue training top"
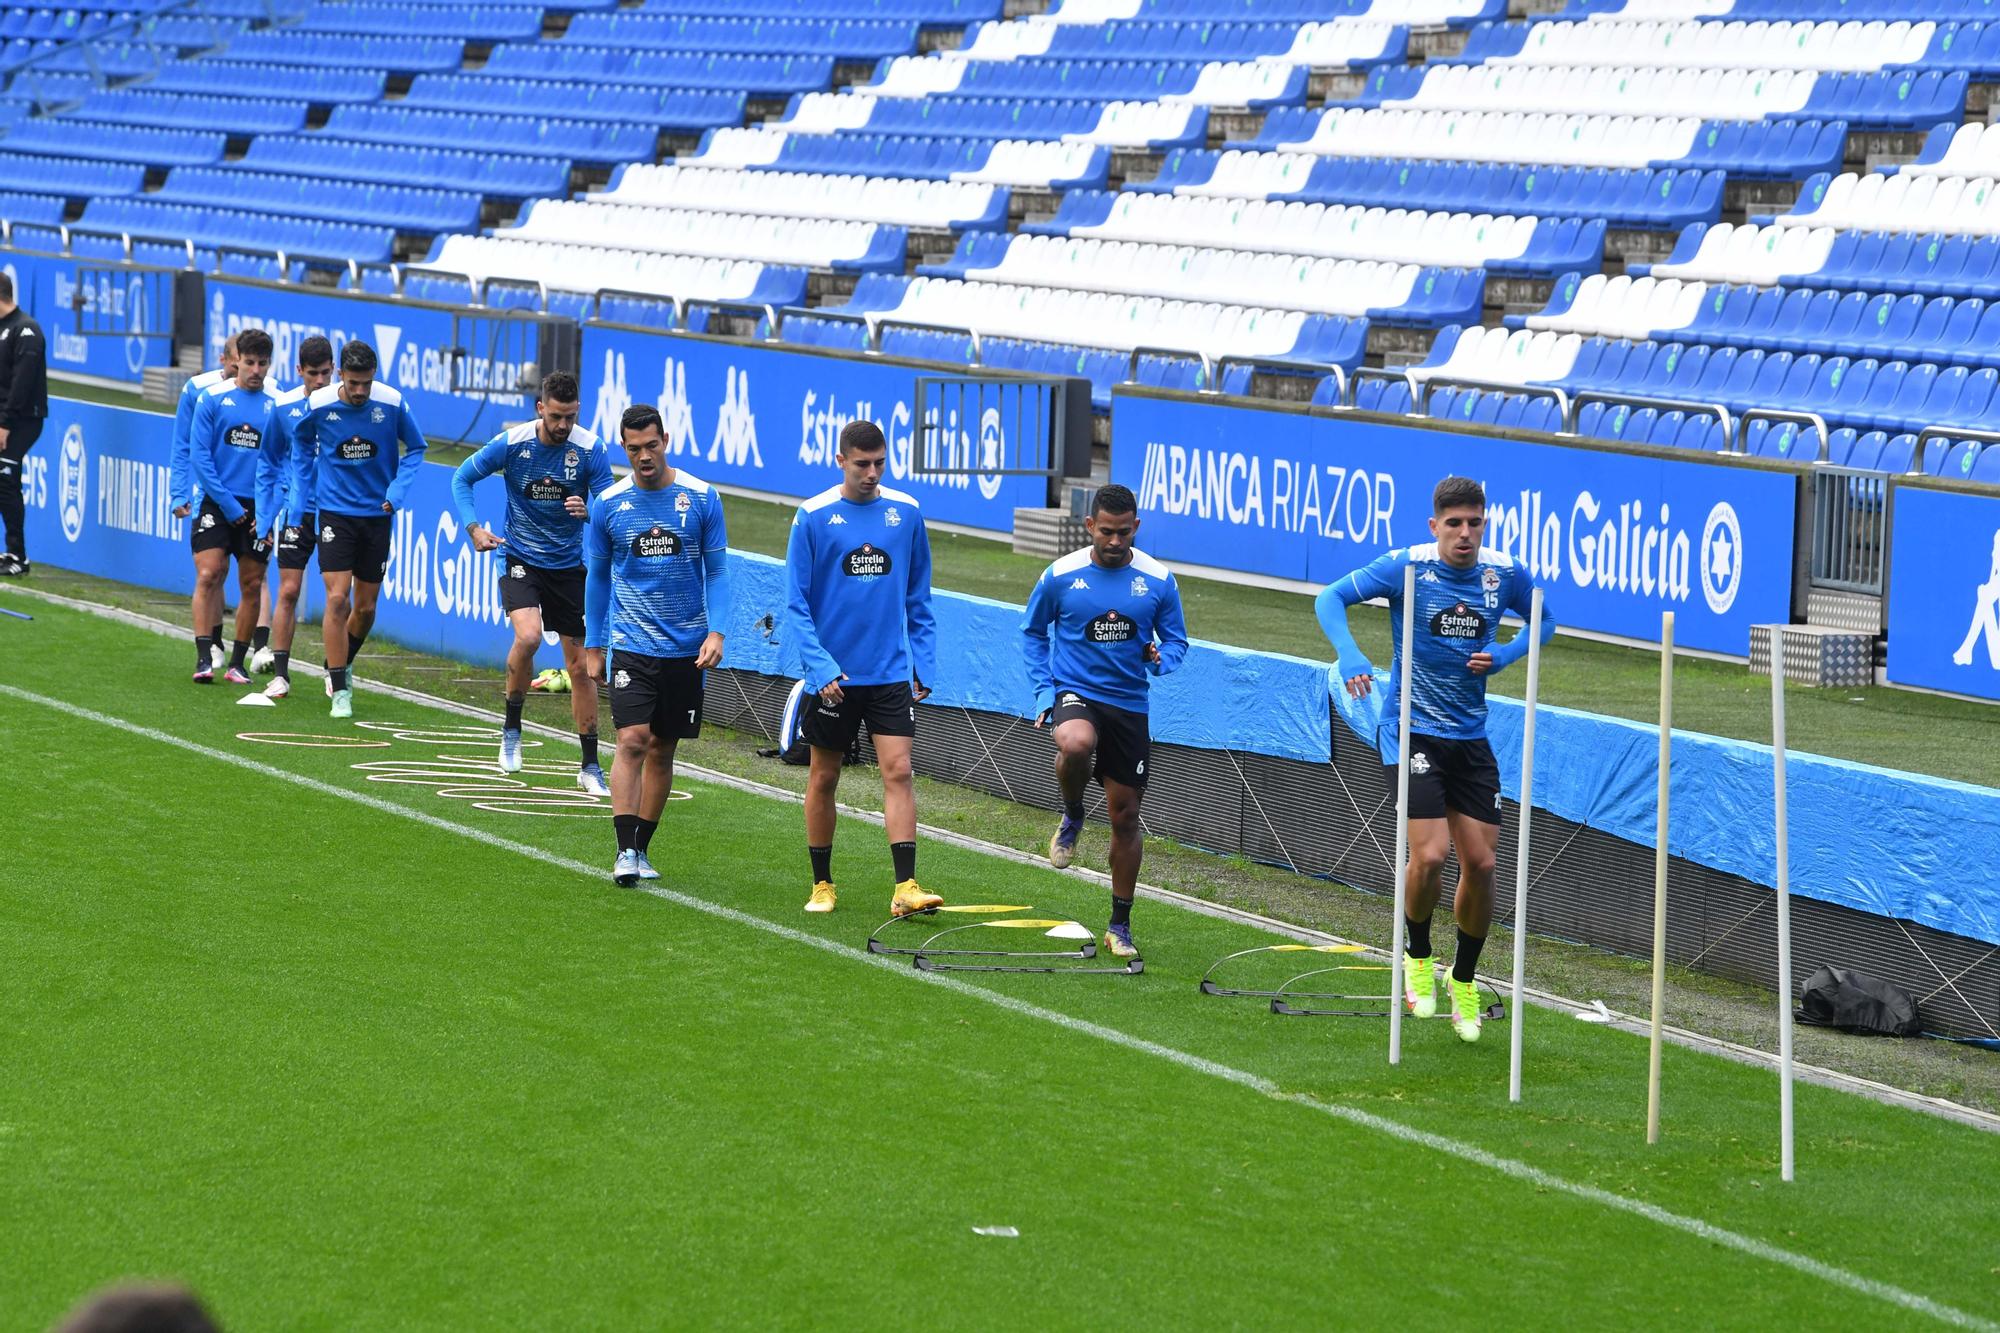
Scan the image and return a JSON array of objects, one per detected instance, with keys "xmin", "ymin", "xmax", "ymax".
[
  {"xmin": 1315, "ymin": 475, "xmax": 1557, "ymax": 1044},
  {"xmin": 453, "ymin": 371, "xmax": 618, "ymax": 793},
  {"xmin": 782, "ymin": 419, "xmax": 941, "ymax": 919},
  {"xmin": 171, "ymin": 334, "xmax": 237, "ymax": 672},
  {"xmin": 1021, "ymin": 483, "xmax": 1188, "ymax": 960},
  {"xmin": 249, "ymin": 334, "xmax": 333, "ymax": 701},
  {"xmin": 583, "ymin": 404, "xmax": 730, "ymax": 888},
  {"xmin": 293, "ymin": 339, "xmax": 428, "ymax": 720},
  {"xmin": 186, "ymin": 327, "xmax": 280, "ymax": 688}
]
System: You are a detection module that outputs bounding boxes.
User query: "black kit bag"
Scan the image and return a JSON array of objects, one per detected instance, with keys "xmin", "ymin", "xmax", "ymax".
[{"xmin": 1796, "ymin": 965, "xmax": 1922, "ymax": 1037}]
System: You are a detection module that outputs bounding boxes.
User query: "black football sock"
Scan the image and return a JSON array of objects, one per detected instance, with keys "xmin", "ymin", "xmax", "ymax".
[
  {"xmin": 613, "ymin": 814, "xmax": 639, "ymax": 853},
  {"xmin": 1109, "ymin": 894, "xmax": 1133, "ymax": 928},
  {"xmin": 194, "ymin": 634, "xmax": 212, "ymax": 670},
  {"xmin": 636, "ymin": 818, "xmax": 658, "ymax": 855},
  {"xmin": 890, "ymin": 840, "xmax": 916, "ymax": 882},
  {"xmin": 210, "ymin": 621, "xmax": 224, "ymax": 649},
  {"xmin": 251, "ymin": 624, "xmax": 270, "ymax": 652},
  {"xmin": 1453, "ymin": 928, "xmax": 1488, "ymax": 984},
  {"xmin": 579, "ymin": 732, "xmax": 599, "ymax": 767},
  {"xmin": 348, "ymin": 630, "xmax": 367, "ymax": 664},
  {"xmin": 1406, "ymin": 912, "xmax": 1433, "ymax": 959},
  {"xmin": 1064, "ymin": 799, "xmax": 1085, "ymax": 822},
  {"xmin": 330, "ymin": 666, "xmax": 349, "ymax": 692},
  {"xmin": 230, "ymin": 640, "xmax": 249, "ymax": 670},
  {"xmin": 273, "ymin": 650, "xmax": 290, "ymax": 681},
  {"xmin": 809, "ymin": 845, "xmax": 833, "ymax": 883},
  {"xmin": 504, "ymin": 694, "xmax": 525, "ymax": 731}
]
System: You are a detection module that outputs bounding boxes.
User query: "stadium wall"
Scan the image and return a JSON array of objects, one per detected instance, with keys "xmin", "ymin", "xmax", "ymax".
[{"xmin": 26, "ymin": 396, "xmax": 2000, "ymax": 1038}]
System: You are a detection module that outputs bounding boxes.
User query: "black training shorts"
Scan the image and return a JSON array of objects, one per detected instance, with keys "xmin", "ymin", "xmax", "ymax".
[
  {"xmin": 275, "ymin": 510, "xmax": 317, "ymax": 572},
  {"xmin": 609, "ymin": 651, "xmax": 704, "ymax": 737},
  {"xmin": 190, "ymin": 496, "xmax": 270, "ymax": 564},
  {"xmin": 1384, "ymin": 733, "xmax": 1503, "ymax": 825},
  {"xmin": 500, "ymin": 559, "xmax": 586, "ymax": 639},
  {"xmin": 318, "ymin": 511, "xmax": 392, "ymax": 582},
  {"xmin": 801, "ymin": 680, "xmax": 916, "ymax": 753},
  {"xmin": 1050, "ymin": 690, "xmax": 1151, "ymax": 789}
]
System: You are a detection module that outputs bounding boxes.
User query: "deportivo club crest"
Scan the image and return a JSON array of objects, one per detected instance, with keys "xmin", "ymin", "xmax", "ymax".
[
  {"xmin": 564, "ymin": 450, "xmax": 579, "ymax": 469},
  {"xmin": 674, "ymin": 492, "xmax": 692, "ymax": 512},
  {"xmin": 321, "ymin": 525, "xmax": 335, "ymax": 542},
  {"xmin": 1482, "ymin": 568, "xmax": 1501, "ymax": 592},
  {"xmin": 614, "ymin": 669, "xmax": 631, "ymax": 689},
  {"xmin": 369, "ymin": 406, "xmax": 386, "ymax": 424},
  {"xmin": 1130, "ymin": 575, "xmax": 1149, "ymax": 596},
  {"xmin": 885, "ymin": 506, "xmax": 902, "ymax": 527}
]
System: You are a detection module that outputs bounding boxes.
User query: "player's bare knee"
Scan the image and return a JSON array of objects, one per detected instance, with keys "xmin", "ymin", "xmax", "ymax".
[
  {"xmin": 878, "ymin": 750, "xmax": 914, "ymax": 788},
  {"xmin": 1459, "ymin": 844, "xmax": 1497, "ymax": 881}
]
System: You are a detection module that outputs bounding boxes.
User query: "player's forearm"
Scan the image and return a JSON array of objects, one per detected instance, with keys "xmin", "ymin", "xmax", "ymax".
[
  {"xmin": 582, "ymin": 560, "xmax": 611, "ymax": 649},
  {"xmin": 1314, "ymin": 583, "xmax": 1368, "ymax": 666},
  {"xmin": 449, "ymin": 463, "xmax": 483, "ymax": 532},
  {"xmin": 701, "ymin": 550, "xmax": 733, "ymax": 637},
  {"xmin": 782, "ymin": 580, "xmax": 840, "ymax": 690}
]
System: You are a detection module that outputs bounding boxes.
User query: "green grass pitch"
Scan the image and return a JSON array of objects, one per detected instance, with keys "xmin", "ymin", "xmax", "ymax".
[{"xmin": 2, "ymin": 591, "xmax": 1997, "ymax": 1331}]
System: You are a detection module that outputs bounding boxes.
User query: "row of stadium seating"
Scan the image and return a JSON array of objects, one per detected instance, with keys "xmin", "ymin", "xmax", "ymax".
[
  {"xmin": 1345, "ymin": 64, "xmax": 1967, "ymax": 131},
  {"xmin": 771, "ymin": 94, "xmax": 1208, "ymax": 150},
  {"xmin": 1459, "ymin": 19, "xmax": 1950, "ymax": 72},
  {"xmin": 946, "ymin": 15, "xmax": 1409, "ymax": 64},
  {"xmin": 1646, "ymin": 223, "xmax": 2000, "ymax": 298}
]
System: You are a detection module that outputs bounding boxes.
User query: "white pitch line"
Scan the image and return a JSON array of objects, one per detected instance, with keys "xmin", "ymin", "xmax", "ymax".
[{"xmin": 0, "ymin": 679, "xmax": 1990, "ymax": 1332}]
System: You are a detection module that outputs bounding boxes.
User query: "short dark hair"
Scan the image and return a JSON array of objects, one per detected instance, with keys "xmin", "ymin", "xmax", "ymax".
[
  {"xmin": 57, "ymin": 1283, "xmax": 220, "ymax": 1333},
  {"xmin": 540, "ymin": 371, "xmax": 578, "ymax": 404},
  {"xmin": 340, "ymin": 340, "xmax": 377, "ymax": 374},
  {"xmin": 298, "ymin": 334, "xmax": 332, "ymax": 369},
  {"xmin": 0, "ymin": 271, "xmax": 14, "ymax": 304},
  {"xmin": 1090, "ymin": 484, "xmax": 1137, "ymax": 518},
  {"xmin": 838, "ymin": 419, "xmax": 885, "ymax": 456},
  {"xmin": 235, "ymin": 327, "xmax": 273, "ymax": 360},
  {"xmin": 1433, "ymin": 476, "xmax": 1485, "ymax": 514},
  {"xmin": 621, "ymin": 403, "xmax": 664, "ymax": 439}
]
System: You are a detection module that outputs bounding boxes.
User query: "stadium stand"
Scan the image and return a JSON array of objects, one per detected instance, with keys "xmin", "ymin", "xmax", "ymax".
[{"xmin": 0, "ymin": 0, "xmax": 1995, "ymax": 476}]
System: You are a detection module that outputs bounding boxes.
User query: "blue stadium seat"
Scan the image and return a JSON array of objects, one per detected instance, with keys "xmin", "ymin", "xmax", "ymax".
[
  {"xmin": 241, "ymin": 134, "xmax": 569, "ymax": 196},
  {"xmin": 155, "ymin": 165, "xmax": 482, "ymax": 232},
  {"xmin": 562, "ymin": 14, "xmax": 918, "ymax": 57},
  {"xmin": 213, "ymin": 32, "xmax": 465, "ymax": 71},
  {"xmin": 298, "ymin": 2, "xmax": 543, "ymax": 40},
  {"xmin": 404, "ymin": 73, "xmax": 748, "ymax": 126},
  {"xmin": 80, "ymin": 196, "xmax": 396, "ymax": 260},
  {"xmin": 324, "ymin": 103, "xmax": 657, "ymax": 159}
]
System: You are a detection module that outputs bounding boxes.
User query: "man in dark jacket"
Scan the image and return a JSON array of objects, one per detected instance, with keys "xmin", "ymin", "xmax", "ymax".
[{"xmin": 0, "ymin": 270, "xmax": 47, "ymax": 575}]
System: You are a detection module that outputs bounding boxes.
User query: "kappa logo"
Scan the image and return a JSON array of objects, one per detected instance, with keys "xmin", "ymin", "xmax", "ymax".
[
  {"xmin": 828, "ymin": 513, "xmax": 847, "ymax": 525},
  {"xmin": 1411, "ymin": 751, "xmax": 1431, "ymax": 776},
  {"xmin": 221, "ymin": 396, "xmax": 236, "ymax": 408},
  {"xmin": 1130, "ymin": 575, "xmax": 1149, "ymax": 597},
  {"xmin": 885, "ymin": 506, "xmax": 902, "ymax": 527},
  {"xmin": 518, "ymin": 448, "xmax": 533, "ymax": 460},
  {"xmin": 613, "ymin": 669, "xmax": 631, "ymax": 689},
  {"xmin": 328, "ymin": 411, "xmax": 342, "ymax": 424},
  {"xmin": 1953, "ymin": 528, "xmax": 2000, "ymax": 670},
  {"xmin": 1418, "ymin": 570, "xmax": 1440, "ymax": 583},
  {"xmin": 1070, "ymin": 577, "xmax": 1089, "ymax": 590},
  {"xmin": 617, "ymin": 500, "xmax": 635, "ymax": 513}
]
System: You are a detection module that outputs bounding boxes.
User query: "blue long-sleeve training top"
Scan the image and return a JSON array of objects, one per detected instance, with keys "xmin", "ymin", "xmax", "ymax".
[
  {"xmin": 452, "ymin": 422, "xmax": 616, "ymax": 571},
  {"xmin": 584, "ymin": 469, "xmax": 731, "ymax": 658},
  {"xmin": 293, "ymin": 381, "xmax": 427, "ymax": 518},
  {"xmin": 1021, "ymin": 546, "xmax": 1188, "ymax": 717},
  {"xmin": 254, "ymin": 383, "xmax": 312, "ymax": 535},
  {"xmin": 782, "ymin": 484, "xmax": 937, "ymax": 694},
  {"xmin": 1315, "ymin": 542, "xmax": 1557, "ymax": 763},
  {"xmin": 169, "ymin": 368, "xmax": 229, "ymax": 510},
  {"xmin": 188, "ymin": 380, "xmax": 280, "ymax": 524}
]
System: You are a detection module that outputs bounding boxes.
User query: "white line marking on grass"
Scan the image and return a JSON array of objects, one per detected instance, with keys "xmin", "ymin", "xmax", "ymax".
[{"xmin": 3, "ymin": 680, "xmax": 1992, "ymax": 1332}]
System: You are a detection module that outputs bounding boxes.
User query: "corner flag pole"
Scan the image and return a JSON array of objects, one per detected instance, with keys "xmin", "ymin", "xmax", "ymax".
[
  {"xmin": 1507, "ymin": 586, "xmax": 1544, "ymax": 1104},
  {"xmin": 1389, "ymin": 561, "xmax": 1416, "ymax": 1067},
  {"xmin": 1771, "ymin": 629, "xmax": 1797, "ymax": 1182},
  {"xmin": 1646, "ymin": 611, "xmax": 1674, "ymax": 1145}
]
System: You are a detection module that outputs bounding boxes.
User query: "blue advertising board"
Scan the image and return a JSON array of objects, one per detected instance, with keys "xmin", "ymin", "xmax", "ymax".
[
  {"xmin": 580, "ymin": 323, "xmax": 1044, "ymax": 535},
  {"xmin": 3, "ymin": 248, "xmax": 174, "ymax": 385},
  {"xmin": 1886, "ymin": 483, "xmax": 2000, "ymax": 702},
  {"xmin": 1111, "ymin": 391, "xmax": 1798, "ymax": 656},
  {"xmin": 206, "ymin": 279, "xmax": 529, "ymax": 444}
]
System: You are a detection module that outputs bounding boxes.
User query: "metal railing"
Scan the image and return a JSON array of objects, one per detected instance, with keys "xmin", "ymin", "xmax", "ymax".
[
  {"xmin": 872, "ymin": 316, "xmax": 978, "ymax": 361},
  {"xmin": 1571, "ymin": 390, "xmax": 1732, "ymax": 446},
  {"xmin": 912, "ymin": 374, "xmax": 1084, "ymax": 487},
  {"xmin": 1734, "ymin": 408, "xmax": 1827, "ymax": 461},
  {"xmin": 1125, "ymin": 344, "xmax": 1214, "ymax": 392},
  {"xmin": 1419, "ymin": 374, "xmax": 1573, "ymax": 426},
  {"xmin": 1912, "ymin": 425, "xmax": 2000, "ymax": 478}
]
